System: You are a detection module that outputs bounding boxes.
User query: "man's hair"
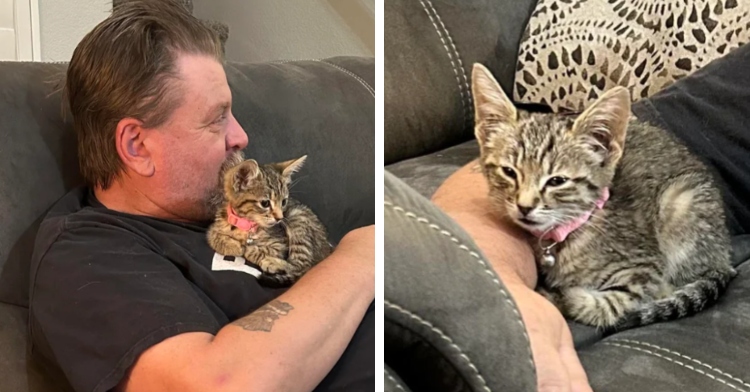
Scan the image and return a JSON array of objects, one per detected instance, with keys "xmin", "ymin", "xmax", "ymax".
[{"xmin": 64, "ymin": 0, "xmax": 222, "ymax": 189}]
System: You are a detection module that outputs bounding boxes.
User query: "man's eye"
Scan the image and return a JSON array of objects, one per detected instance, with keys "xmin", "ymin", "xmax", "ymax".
[
  {"xmin": 260, "ymin": 200, "xmax": 270, "ymax": 208},
  {"xmin": 213, "ymin": 114, "xmax": 227, "ymax": 124}
]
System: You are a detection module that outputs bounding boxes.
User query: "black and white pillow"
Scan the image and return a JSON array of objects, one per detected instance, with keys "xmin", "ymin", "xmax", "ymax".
[{"xmin": 514, "ymin": 0, "xmax": 750, "ymax": 112}]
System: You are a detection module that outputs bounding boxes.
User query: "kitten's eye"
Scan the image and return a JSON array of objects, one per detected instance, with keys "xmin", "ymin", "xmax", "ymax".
[
  {"xmin": 546, "ymin": 176, "xmax": 569, "ymax": 187},
  {"xmin": 260, "ymin": 200, "xmax": 271, "ymax": 208},
  {"xmin": 281, "ymin": 198, "xmax": 288, "ymax": 207},
  {"xmin": 501, "ymin": 166, "xmax": 517, "ymax": 179}
]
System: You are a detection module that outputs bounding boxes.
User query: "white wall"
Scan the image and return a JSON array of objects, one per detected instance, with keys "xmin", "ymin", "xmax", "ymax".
[
  {"xmin": 194, "ymin": 0, "xmax": 374, "ymax": 63},
  {"xmin": 0, "ymin": 0, "xmax": 19, "ymax": 60},
  {"xmin": 38, "ymin": 0, "xmax": 111, "ymax": 62}
]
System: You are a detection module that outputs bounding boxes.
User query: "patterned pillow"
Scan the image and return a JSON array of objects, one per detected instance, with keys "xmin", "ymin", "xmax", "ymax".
[{"xmin": 513, "ymin": 0, "xmax": 750, "ymax": 112}]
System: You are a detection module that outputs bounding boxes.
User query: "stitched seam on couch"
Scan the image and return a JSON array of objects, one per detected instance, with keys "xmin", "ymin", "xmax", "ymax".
[
  {"xmin": 385, "ymin": 300, "xmax": 492, "ymax": 392},
  {"xmin": 603, "ymin": 342, "xmax": 748, "ymax": 392},
  {"xmin": 423, "ymin": 0, "xmax": 472, "ymax": 110},
  {"xmin": 609, "ymin": 339, "xmax": 750, "ymax": 389},
  {"xmin": 384, "ymin": 200, "xmax": 537, "ymax": 377},
  {"xmin": 269, "ymin": 58, "xmax": 322, "ymax": 64},
  {"xmin": 384, "ymin": 368, "xmax": 408, "ymax": 392},
  {"xmin": 418, "ymin": 0, "xmax": 471, "ymax": 133},
  {"xmin": 315, "ymin": 60, "xmax": 375, "ymax": 97}
]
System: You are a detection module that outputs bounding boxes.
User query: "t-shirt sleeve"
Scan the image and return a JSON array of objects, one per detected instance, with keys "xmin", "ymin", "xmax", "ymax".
[{"xmin": 29, "ymin": 223, "xmax": 221, "ymax": 392}]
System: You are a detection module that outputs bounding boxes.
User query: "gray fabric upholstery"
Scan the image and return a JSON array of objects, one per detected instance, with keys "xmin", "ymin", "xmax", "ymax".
[
  {"xmin": 386, "ymin": 140, "xmax": 479, "ymax": 199},
  {"xmin": 384, "ymin": 364, "xmax": 411, "ymax": 392},
  {"xmin": 384, "ymin": 0, "xmax": 538, "ymax": 165},
  {"xmin": 0, "ymin": 56, "xmax": 374, "ymax": 391},
  {"xmin": 579, "ymin": 259, "xmax": 750, "ymax": 392},
  {"xmin": 385, "ymin": 172, "xmax": 536, "ymax": 392},
  {"xmin": 0, "ymin": 303, "xmax": 59, "ymax": 391}
]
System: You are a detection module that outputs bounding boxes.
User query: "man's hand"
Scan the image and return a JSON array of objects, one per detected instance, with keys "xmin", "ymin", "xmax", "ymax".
[{"xmin": 507, "ymin": 283, "xmax": 592, "ymax": 392}]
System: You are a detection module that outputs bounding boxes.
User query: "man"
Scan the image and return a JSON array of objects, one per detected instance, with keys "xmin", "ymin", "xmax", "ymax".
[{"xmin": 29, "ymin": 1, "xmax": 374, "ymax": 391}]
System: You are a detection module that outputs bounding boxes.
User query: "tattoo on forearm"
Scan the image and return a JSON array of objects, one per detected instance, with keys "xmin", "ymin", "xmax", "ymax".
[{"xmin": 231, "ymin": 300, "xmax": 294, "ymax": 332}]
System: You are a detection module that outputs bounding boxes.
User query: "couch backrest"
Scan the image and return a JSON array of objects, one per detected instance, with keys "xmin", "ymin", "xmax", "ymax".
[
  {"xmin": 384, "ymin": 0, "xmax": 538, "ymax": 165},
  {"xmin": 0, "ymin": 56, "xmax": 375, "ymax": 308}
]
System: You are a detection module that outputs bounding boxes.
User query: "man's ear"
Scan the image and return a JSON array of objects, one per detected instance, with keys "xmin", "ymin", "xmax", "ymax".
[{"xmin": 115, "ymin": 117, "xmax": 154, "ymax": 177}]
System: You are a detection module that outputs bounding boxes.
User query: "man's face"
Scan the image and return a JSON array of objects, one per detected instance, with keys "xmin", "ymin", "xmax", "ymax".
[{"xmin": 146, "ymin": 54, "xmax": 248, "ymax": 222}]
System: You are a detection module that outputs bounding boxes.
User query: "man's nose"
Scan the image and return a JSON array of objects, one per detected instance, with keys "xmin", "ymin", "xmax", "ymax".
[{"xmin": 226, "ymin": 112, "xmax": 248, "ymax": 151}]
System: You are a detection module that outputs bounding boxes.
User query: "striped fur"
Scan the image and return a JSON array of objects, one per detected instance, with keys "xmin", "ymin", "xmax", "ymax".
[
  {"xmin": 207, "ymin": 156, "xmax": 332, "ymax": 286},
  {"xmin": 472, "ymin": 63, "xmax": 737, "ymax": 330}
]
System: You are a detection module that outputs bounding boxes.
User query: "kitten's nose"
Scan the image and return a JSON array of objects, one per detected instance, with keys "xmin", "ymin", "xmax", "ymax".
[
  {"xmin": 517, "ymin": 205, "xmax": 534, "ymax": 216},
  {"xmin": 273, "ymin": 209, "xmax": 283, "ymax": 221}
]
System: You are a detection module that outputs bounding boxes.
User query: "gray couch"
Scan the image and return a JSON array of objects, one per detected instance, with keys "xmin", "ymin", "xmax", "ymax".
[
  {"xmin": 0, "ymin": 56, "xmax": 374, "ymax": 391},
  {"xmin": 384, "ymin": 0, "xmax": 750, "ymax": 391}
]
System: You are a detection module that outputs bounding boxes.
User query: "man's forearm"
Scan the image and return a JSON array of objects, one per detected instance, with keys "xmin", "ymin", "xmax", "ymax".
[
  {"xmin": 431, "ymin": 161, "xmax": 538, "ymax": 288},
  {"xmin": 203, "ymin": 234, "xmax": 374, "ymax": 391}
]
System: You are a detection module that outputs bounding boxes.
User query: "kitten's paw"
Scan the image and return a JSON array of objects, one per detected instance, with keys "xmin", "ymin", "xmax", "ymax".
[
  {"xmin": 563, "ymin": 287, "xmax": 636, "ymax": 329},
  {"xmin": 536, "ymin": 287, "xmax": 564, "ymax": 309},
  {"xmin": 257, "ymin": 257, "xmax": 292, "ymax": 275},
  {"xmin": 211, "ymin": 236, "xmax": 244, "ymax": 257}
]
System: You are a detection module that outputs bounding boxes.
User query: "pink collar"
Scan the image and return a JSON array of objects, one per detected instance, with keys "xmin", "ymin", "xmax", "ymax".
[
  {"xmin": 531, "ymin": 188, "xmax": 609, "ymax": 243},
  {"xmin": 226, "ymin": 205, "xmax": 259, "ymax": 232}
]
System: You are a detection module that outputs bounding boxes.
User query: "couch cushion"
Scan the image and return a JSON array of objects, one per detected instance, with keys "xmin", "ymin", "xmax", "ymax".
[
  {"xmin": 384, "ymin": 0, "xmax": 538, "ymax": 165},
  {"xmin": 0, "ymin": 57, "xmax": 374, "ymax": 308},
  {"xmin": 386, "ymin": 140, "xmax": 480, "ymax": 199},
  {"xmin": 579, "ymin": 258, "xmax": 750, "ymax": 392}
]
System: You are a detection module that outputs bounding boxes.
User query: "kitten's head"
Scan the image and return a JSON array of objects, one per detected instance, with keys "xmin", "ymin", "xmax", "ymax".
[
  {"xmin": 223, "ymin": 156, "xmax": 307, "ymax": 228},
  {"xmin": 472, "ymin": 63, "xmax": 630, "ymax": 233}
]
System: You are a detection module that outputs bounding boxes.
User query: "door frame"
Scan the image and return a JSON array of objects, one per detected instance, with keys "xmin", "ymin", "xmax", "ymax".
[{"xmin": 14, "ymin": 0, "xmax": 41, "ymax": 61}]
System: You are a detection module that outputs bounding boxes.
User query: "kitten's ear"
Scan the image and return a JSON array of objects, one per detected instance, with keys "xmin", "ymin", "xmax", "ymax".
[
  {"xmin": 279, "ymin": 155, "xmax": 307, "ymax": 177},
  {"xmin": 232, "ymin": 159, "xmax": 260, "ymax": 191},
  {"xmin": 571, "ymin": 86, "xmax": 631, "ymax": 166},
  {"xmin": 472, "ymin": 63, "xmax": 517, "ymax": 149}
]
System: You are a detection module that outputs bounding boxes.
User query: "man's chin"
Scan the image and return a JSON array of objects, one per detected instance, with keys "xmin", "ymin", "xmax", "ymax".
[{"xmin": 204, "ymin": 188, "xmax": 225, "ymax": 217}]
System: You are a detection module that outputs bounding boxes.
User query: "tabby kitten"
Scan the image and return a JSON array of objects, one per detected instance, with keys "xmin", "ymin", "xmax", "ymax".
[
  {"xmin": 472, "ymin": 63, "xmax": 737, "ymax": 330},
  {"xmin": 207, "ymin": 156, "xmax": 332, "ymax": 286}
]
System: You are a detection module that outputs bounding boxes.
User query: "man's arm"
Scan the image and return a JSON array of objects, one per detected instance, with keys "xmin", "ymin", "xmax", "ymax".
[
  {"xmin": 431, "ymin": 162, "xmax": 537, "ymax": 288},
  {"xmin": 432, "ymin": 162, "xmax": 592, "ymax": 392},
  {"xmin": 119, "ymin": 226, "xmax": 374, "ymax": 392}
]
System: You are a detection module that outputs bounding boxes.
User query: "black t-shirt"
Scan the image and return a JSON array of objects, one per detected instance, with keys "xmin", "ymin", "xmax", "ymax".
[{"xmin": 28, "ymin": 187, "xmax": 374, "ymax": 392}]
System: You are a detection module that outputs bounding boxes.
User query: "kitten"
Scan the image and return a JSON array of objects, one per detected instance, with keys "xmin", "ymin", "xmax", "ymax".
[
  {"xmin": 471, "ymin": 63, "xmax": 737, "ymax": 330},
  {"xmin": 207, "ymin": 156, "xmax": 333, "ymax": 286}
]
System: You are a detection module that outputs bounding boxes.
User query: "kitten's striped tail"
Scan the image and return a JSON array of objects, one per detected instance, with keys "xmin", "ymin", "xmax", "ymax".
[{"xmin": 615, "ymin": 267, "xmax": 737, "ymax": 330}]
